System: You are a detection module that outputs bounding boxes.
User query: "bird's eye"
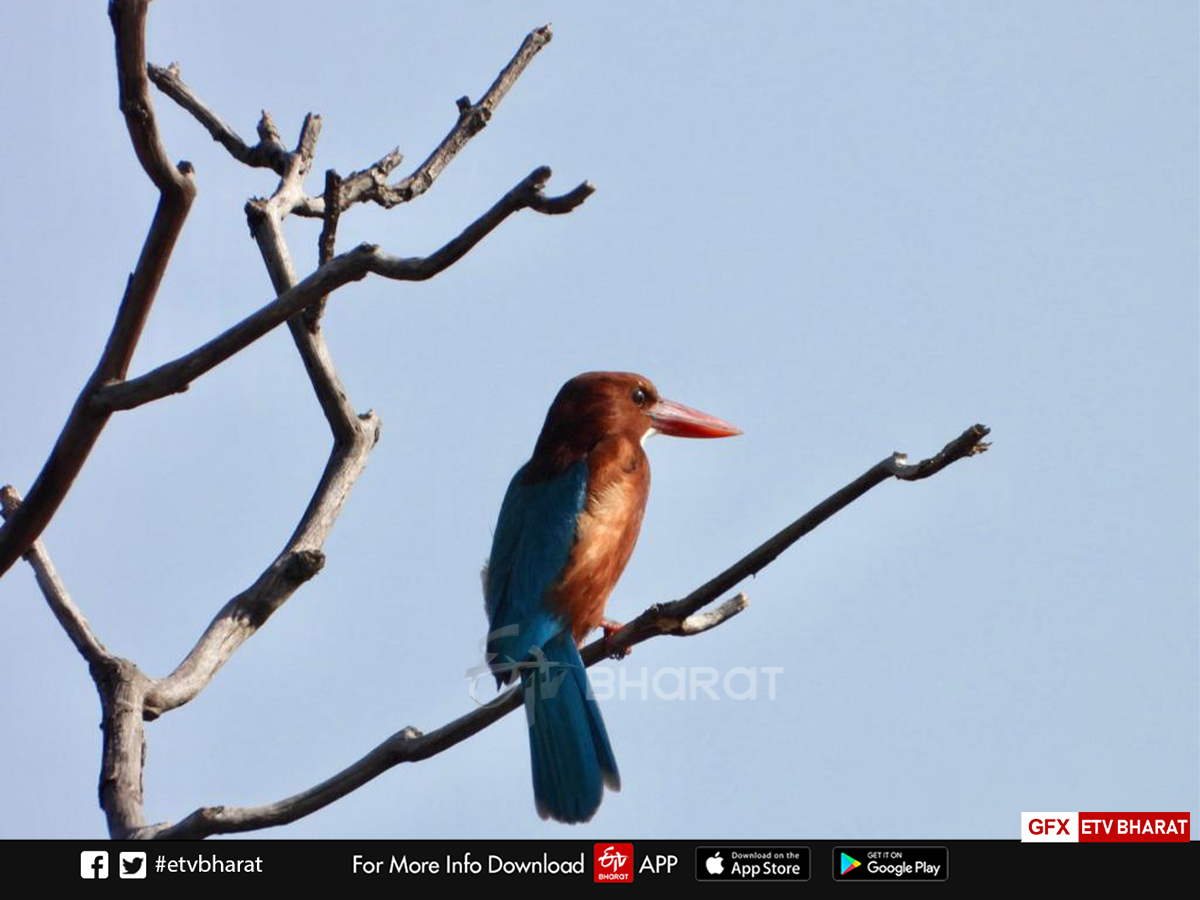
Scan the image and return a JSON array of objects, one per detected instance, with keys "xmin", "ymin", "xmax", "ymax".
[{"xmin": 631, "ymin": 386, "xmax": 648, "ymax": 406}]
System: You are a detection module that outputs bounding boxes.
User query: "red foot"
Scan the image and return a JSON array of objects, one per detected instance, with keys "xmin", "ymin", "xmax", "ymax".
[{"xmin": 601, "ymin": 618, "xmax": 631, "ymax": 659}]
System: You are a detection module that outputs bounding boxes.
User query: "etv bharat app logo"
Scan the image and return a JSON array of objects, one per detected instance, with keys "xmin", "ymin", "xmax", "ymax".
[{"xmin": 594, "ymin": 843, "xmax": 634, "ymax": 883}]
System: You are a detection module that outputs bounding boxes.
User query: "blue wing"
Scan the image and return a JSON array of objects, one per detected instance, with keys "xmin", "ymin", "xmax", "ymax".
[
  {"xmin": 483, "ymin": 456, "xmax": 620, "ymax": 821},
  {"xmin": 484, "ymin": 459, "xmax": 588, "ymax": 684}
]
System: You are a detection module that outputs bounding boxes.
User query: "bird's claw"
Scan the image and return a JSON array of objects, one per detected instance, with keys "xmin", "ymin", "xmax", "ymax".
[{"xmin": 601, "ymin": 618, "xmax": 631, "ymax": 659}]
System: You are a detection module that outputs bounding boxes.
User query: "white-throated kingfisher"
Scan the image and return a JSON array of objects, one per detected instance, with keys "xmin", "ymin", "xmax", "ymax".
[{"xmin": 483, "ymin": 371, "xmax": 740, "ymax": 823}]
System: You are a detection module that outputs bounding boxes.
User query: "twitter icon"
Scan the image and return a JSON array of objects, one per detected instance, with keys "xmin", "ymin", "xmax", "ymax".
[{"xmin": 119, "ymin": 852, "xmax": 147, "ymax": 879}]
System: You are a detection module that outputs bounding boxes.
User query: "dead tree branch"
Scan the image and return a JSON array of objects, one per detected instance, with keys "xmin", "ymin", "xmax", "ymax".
[
  {"xmin": 305, "ymin": 168, "xmax": 344, "ymax": 330},
  {"xmin": 595, "ymin": 423, "xmax": 994, "ymax": 653},
  {"xmin": 336, "ymin": 25, "xmax": 554, "ymax": 212},
  {"xmin": 138, "ymin": 424, "xmax": 991, "ymax": 839},
  {"xmin": 149, "ymin": 25, "xmax": 555, "ymax": 219},
  {"xmin": 0, "ymin": 488, "xmax": 110, "ymax": 668},
  {"xmin": 1, "ymin": 5, "xmax": 182, "ymax": 834},
  {"xmin": 147, "ymin": 62, "xmax": 291, "ymax": 174},
  {"xmin": 1, "ymin": 487, "xmax": 151, "ymax": 838},
  {"xmin": 94, "ymin": 168, "xmax": 592, "ymax": 413},
  {"xmin": 141, "ymin": 414, "xmax": 378, "ymax": 718},
  {"xmin": 0, "ymin": 0, "xmax": 195, "ymax": 578},
  {"xmin": 143, "ymin": 110, "xmax": 383, "ymax": 719}
]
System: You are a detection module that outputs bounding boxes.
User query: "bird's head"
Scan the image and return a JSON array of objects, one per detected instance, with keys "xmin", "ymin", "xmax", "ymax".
[{"xmin": 532, "ymin": 372, "xmax": 740, "ymax": 463}]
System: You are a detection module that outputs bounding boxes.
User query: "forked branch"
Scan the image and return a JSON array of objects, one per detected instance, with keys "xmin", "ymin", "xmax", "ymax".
[
  {"xmin": 96, "ymin": 167, "xmax": 592, "ymax": 413},
  {"xmin": 149, "ymin": 25, "xmax": 556, "ymax": 218}
]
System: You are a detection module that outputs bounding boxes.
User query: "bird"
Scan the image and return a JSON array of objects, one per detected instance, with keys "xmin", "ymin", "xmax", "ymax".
[{"xmin": 482, "ymin": 371, "xmax": 740, "ymax": 823}]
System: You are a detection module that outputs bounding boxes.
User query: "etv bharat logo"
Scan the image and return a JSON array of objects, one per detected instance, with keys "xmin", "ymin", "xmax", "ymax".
[{"xmin": 594, "ymin": 843, "xmax": 634, "ymax": 883}]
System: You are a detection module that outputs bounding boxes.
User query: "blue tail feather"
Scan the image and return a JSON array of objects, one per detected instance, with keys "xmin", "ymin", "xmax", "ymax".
[{"xmin": 523, "ymin": 632, "xmax": 620, "ymax": 823}]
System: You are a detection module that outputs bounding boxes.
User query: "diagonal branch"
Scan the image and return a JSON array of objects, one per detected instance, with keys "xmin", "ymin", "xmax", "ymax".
[
  {"xmin": 241, "ymin": 112, "xmax": 368, "ymax": 441},
  {"xmin": 338, "ymin": 24, "xmax": 554, "ymax": 212},
  {"xmin": 0, "ymin": 0, "xmax": 195, "ymax": 579},
  {"xmin": 143, "ymin": 411, "xmax": 380, "ymax": 719},
  {"xmin": 147, "ymin": 62, "xmax": 291, "ymax": 173},
  {"xmin": 95, "ymin": 167, "xmax": 593, "ymax": 413},
  {"xmin": 0, "ymin": 488, "xmax": 111, "ymax": 668},
  {"xmin": 137, "ymin": 423, "xmax": 991, "ymax": 839},
  {"xmin": 304, "ymin": 168, "xmax": 344, "ymax": 330},
  {"xmin": 589, "ymin": 424, "xmax": 993, "ymax": 655}
]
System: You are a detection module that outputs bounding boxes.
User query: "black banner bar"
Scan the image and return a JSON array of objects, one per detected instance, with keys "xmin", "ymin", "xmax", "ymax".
[{"xmin": 18, "ymin": 838, "xmax": 1199, "ymax": 888}]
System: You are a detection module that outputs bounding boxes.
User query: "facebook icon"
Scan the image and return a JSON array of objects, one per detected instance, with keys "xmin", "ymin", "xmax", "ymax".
[{"xmin": 79, "ymin": 851, "xmax": 109, "ymax": 879}]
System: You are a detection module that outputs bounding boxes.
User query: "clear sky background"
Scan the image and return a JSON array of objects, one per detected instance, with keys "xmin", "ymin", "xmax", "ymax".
[{"xmin": 0, "ymin": 1, "xmax": 1195, "ymax": 840}]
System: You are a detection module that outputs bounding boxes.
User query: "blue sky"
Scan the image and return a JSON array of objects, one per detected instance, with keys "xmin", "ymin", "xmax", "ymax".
[{"xmin": 0, "ymin": 1, "xmax": 1195, "ymax": 839}]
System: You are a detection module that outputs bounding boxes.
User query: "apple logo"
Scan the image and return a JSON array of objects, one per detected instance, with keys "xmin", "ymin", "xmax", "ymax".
[{"xmin": 706, "ymin": 853, "xmax": 724, "ymax": 875}]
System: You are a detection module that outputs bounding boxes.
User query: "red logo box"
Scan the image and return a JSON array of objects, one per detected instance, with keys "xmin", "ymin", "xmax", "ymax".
[
  {"xmin": 594, "ymin": 843, "xmax": 634, "ymax": 883},
  {"xmin": 1078, "ymin": 812, "xmax": 1190, "ymax": 842}
]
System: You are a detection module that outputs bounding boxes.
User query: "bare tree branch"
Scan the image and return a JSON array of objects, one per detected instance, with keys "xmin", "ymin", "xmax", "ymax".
[
  {"xmin": 0, "ymin": 486, "xmax": 151, "ymax": 838},
  {"xmin": 97, "ymin": 658, "xmax": 152, "ymax": 839},
  {"xmin": 147, "ymin": 62, "xmax": 291, "ymax": 174},
  {"xmin": 313, "ymin": 150, "xmax": 402, "ymax": 219},
  {"xmin": 95, "ymin": 167, "xmax": 593, "ymax": 413},
  {"xmin": 239, "ymin": 112, "xmax": 370, "ymax": 442},
  {"xmin": 144, "ymin": 114, "xmax": 387, "ymax": 717},
  {"xmin": 305, "ymin": 168, "xmax": 344, "ymax": 330},
  {"xmin": 142, "ymin": 412, "xmax": 379, "ymax": 718},
  {"xmin": 335, "ymin": 25, "xmax": 555, "ymax": 212},
  {"xmin": 0, "ymin": 0, "xmax": 195, "ymax": 578},
  {"xmin": 148, "ymin": 25, "xmax": 555, "ymax": 218},
  {"xmin": 676, "ymin": 593, "xmax": 750, "ymax": 636},
  {"xmin": 591, "ymin": 423, "xmax": 994, "ymax": 656},
  {"xmin": 0, "ymin": 488, "xmax": 110, "ymax": 667},
  {"xmin": 137, "ymin": 424, "xmax": 991, "ymax": 839},
  {"xmin": 886, "ymin": 426, "xmax": 993, "ymax": 480}
]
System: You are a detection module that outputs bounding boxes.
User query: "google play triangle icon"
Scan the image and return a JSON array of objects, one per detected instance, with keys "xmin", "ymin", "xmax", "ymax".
[{"xmin": 840, "ymin": 852, "xmax": 862, "ymax": 876}]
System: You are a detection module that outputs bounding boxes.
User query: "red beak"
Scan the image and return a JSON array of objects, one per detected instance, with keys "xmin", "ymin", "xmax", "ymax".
[{"xmin": 648, "ymin": 398, "xmax": 741, "ymax": 438}]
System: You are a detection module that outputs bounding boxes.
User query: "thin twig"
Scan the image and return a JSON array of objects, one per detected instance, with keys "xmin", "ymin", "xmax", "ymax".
[
  {"xmin": 0, "ymin": 488, "xmax": 110, "ymax": 667},
  {"xmin": 147, "ymin": 62, "xmax": 291, "ymax": 174},
  {"xmin": 305, "ymin": 168, "xmax": 343, "ymax": 330},
  {"xmin": 340, "ymin": 25, "xmax": 555, "ymax": 212}
]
